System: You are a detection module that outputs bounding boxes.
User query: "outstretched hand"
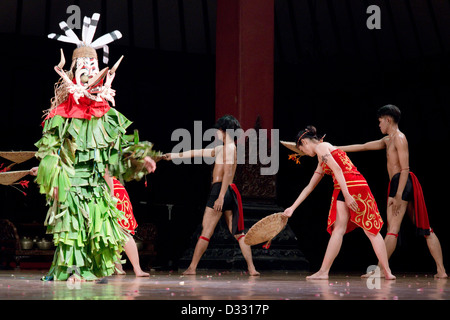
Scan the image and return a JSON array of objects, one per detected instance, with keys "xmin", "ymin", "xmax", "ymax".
[
  {"xmin": 282, "ymin": 207, "xmax": 294, "ymax": 218},
  {"xmin": 143, "ymin": 156, "xmax": 157, "ymax": 173},
  {"xmin": 30, "ymin": 166, "xmax": 39, "ymax": 176}
]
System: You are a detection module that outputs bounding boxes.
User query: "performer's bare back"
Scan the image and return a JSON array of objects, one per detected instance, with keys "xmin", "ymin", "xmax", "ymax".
[{"xmin": 211, "ymin": 144, "xmax": 237, "ymax": 184}]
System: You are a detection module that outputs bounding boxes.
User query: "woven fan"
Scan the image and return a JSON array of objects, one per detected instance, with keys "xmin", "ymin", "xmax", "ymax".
[
  {"xmin": 0, "ymin": 170, "xmax": 31, "ymax": 186},
  {"xmin": 244, "ymin": 212, "xmax": 288, "ymax": 248},
  {"xmin": 0, "ymin": 151, "xmax": 36, "ymax": 164}
]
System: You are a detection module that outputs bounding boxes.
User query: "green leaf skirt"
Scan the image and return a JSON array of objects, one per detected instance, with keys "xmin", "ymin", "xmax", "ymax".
[{"xmin": 35, "ymin": 108, "xmax": 135, "ymax": 281}]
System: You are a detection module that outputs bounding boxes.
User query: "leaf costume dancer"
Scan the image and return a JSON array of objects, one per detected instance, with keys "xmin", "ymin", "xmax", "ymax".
[{"xmin": 35, "ymin": 14, "xmax": 159, "ymax": 281}]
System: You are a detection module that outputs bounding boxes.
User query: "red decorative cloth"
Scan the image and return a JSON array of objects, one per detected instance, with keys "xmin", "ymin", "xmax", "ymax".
[
  {"xmin": 230, "ymin": 183, "xmax": 245, "ymax": 232},
  {"xmin": 45, "ymin": 93, "xmax": 111, "ymax": 121},
  {"xmin": 387, "ymin": 172, "xmax": 431, "ymax": 236},
  {"xmin": 113, "ymin": 178, "xmax": 138, "ymax": 235},
  {"xmin": 321, "ymin": 149, "xmax": 384, "ymax": 235}
]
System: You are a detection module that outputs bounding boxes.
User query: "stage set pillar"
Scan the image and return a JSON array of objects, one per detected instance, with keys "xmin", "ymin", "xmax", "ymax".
[
  {"xmin": 215, "ymin": 0, "xmax": 274, "ymax": 131},
  {"xmin": 216, "ymin": 0, "xmax": 277, "ymax": 204}
]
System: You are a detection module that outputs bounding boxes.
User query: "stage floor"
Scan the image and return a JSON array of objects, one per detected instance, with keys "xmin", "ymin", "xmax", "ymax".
[{"xmin": 0, "ymin": 269, "xmax": 448, "ymax": 301}]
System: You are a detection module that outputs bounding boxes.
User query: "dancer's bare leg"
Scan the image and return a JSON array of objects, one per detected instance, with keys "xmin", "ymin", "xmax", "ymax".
[
  {"xmin": 363, "ymin": 229, "xmax": 396, "ymax": 280},
  {"xmin": 223, "ymin": 210, "xmax": 260, "ymax": 276},
  {"xmin": 183, "ymin": 207, "xmax": 222, "ymax": 275},
  {"xmin": 361, "ymin": 199, "xmax": 407, "ymax": 278},
  {"xmin": 307, "ymin": 201, "xmax": 349, "ymax": 280},
  {"xmin": 235, "ymin": 235, "xmax": 260, "ymax": 276},
  {"xmin": 124, "ymin": 236, "xmax": 149, "ymax": 277},
  {"xmin": 114, "ymin": 262, "xmax": 126, "ymax": 275},
  {"xmin": 385, "ymin": 199, "xmax": 407, "ymax": 258},
  {"xmin": 425, "ymin": 232, "xmax": 448, "ymax": 278}
]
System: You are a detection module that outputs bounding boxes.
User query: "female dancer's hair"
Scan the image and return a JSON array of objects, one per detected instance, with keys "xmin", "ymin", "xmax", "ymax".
[{"xmin": 296, "ymin": 125, "xmax": 320, "ymax": 147}]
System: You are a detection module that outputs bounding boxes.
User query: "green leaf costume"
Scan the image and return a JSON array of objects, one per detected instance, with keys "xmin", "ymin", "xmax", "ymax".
[
  {"xmin": 35, "ymin": 108, "xmax": 139, "ymax": 281},
  {"xmin": 37, "ymin": 12, "xmax": 162, "ymax": 281}
]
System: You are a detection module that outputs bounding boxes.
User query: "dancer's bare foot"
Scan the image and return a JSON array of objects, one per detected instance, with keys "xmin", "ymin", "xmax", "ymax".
[
  {"xmin": 134, "ymin": 268, "xmax": 150, "ymax": 277},
  {"xmin": 384, "ymin": 272, "xmax": 396, "ymax": 280},
  {"xmin": 434, "ymin": 271, "xmax": 448, "ymax": 279},
  {"xmin": 182, "ymin": 267, "xmax": 196, "ymax": 275},
  {"xmin": 114, "ymin": 265, "xmax": 126, "ymax": 275},
  {"xmin": 114, "ymin": 270, "xmax": 126, "ymax": 275},
  {"xmin": 67, "ymin": 274, "xmax": 86, "ymax": 283},
  {"xmin": 306, "ymin": 270, "xmax": 329, "ymax": 280},
  {"xmin": 248, "ymin": 268, "xmax": 260, "ymax": 276}
]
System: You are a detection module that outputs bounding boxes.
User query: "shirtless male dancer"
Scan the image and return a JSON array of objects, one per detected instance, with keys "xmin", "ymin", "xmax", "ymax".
[
  {"xmin": 163, "ymin": 115, "xmax": 259, "ymax": 276},
  {"xmin": 339, "ymin": 105, "xmax": 447, "ymax": 278}
]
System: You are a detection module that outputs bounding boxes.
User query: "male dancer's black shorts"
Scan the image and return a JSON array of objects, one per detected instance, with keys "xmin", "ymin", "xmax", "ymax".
[
  {"xmin": 388, "ymin": 172, "xmax": 414, "ymax": 202},
  {"xmin": 205, "ymin": 182, "xmax": 243, "ymax": 235},
  {"xmin": 206, "ymin": 182, "xmax": 235, "ymax": 211}
]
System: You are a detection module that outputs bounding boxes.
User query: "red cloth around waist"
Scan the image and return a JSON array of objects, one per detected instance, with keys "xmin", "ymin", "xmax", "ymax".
[{"xmin": 387, "ymin": 172, "xmax": 431, "ymax": 235}]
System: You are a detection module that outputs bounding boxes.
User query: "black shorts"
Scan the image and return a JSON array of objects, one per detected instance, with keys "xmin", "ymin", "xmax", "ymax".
[
  {"xmin": 206, "ymin": 182, "xmax": 235, "ymax": 211},
  {"xmin": 388, "ymin": 172, "xmax": 414, "ymax": 202},
  {"xmin": 205, "ymin": 182, "xmax": 243, "ymax": 235}
]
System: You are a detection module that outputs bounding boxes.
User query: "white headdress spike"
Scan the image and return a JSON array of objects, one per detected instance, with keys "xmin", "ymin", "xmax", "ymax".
[
  {"xmin": 90, "ymin": 30, "xmax": 122, "ymax": 64},
  {"xmin": 84, "ymin": 13, "xmax": 100, "ymax": 45},
  {"xmin": 48, "ymin": 33, "xmax": 80, "ymax": 45},
  {"xmin": 90, "ymin": 31, "xmax": 123, "ymax": 49},
  {"xmin": 82, "ymin": 16, "xmax": 91, "ymax": 43},
  {"xmin": 102, "ymin": 45, "xmax": 109, "ymax": 64},
  {"xmin": 59, "ymin": 21, "xmax": 81, "ymax": 44}
]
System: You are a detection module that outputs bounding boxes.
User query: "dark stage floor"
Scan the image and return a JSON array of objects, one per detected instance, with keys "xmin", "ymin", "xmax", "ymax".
[{"xmin": 0, "ymin": 269, "xmax": 448, "ymax": 301}]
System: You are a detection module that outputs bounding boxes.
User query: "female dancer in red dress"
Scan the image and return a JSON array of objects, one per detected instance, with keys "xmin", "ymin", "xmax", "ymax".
[
  {"xmin": 110, "ymin": 176, "xmax": 149, "ymax": 277},
  {"xmin": 104, "ymin": 156, "xmax": 156, "ymax": 277},
  {"xmin": 283, "ymin": 126, "xmax": 395, "ymax": 280}
]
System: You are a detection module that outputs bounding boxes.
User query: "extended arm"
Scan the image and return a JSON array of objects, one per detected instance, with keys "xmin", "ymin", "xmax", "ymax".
[
  {"xmin": 282, "ymin": 163, "xmax": 324, "ymax": 217},
  {"xmin": 163, "ymin": 148, "xmax": 215, "ymax": 160},
  {"xmin": 338, "ymin": 139, "xmax": 386, "ymax": 153}
]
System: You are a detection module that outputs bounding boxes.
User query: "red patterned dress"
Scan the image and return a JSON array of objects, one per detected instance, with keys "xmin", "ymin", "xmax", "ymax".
[
  {"xmin": 321, "ymin": 149, "xmax": 384, "ymax": 235},
  {"xmin": 113, "ymin": 178, "xmax": 138, "ymax": 235}
]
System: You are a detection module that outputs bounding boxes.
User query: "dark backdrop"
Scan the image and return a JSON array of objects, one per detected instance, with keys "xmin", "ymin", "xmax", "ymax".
[{"xmin": 1, "ymin": 0, "xmax": 449, "ymax": 273}]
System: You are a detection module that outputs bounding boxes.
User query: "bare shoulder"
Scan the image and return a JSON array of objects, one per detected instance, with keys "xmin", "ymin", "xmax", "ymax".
[
  {"xmin": 214, "ymin": 144, "xmax": 224, "ymax": 154},
  {"xmin": 315, "ymin": 142, "xmax": 333, "ymax": 154},
  {"xmin": 224, "ymin": 143, "xmax": 236, "ymax": 162},
  {"xmin": 394, "ymin": 131, "xmax": 408, "ymax": 147},
  {"xmin": 224, "ymin": 142, "xmax": 236, "ymax": 153},
  {"xmin": 314, "ymin": 142, "xmax": 333, "ymax": 161}
]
